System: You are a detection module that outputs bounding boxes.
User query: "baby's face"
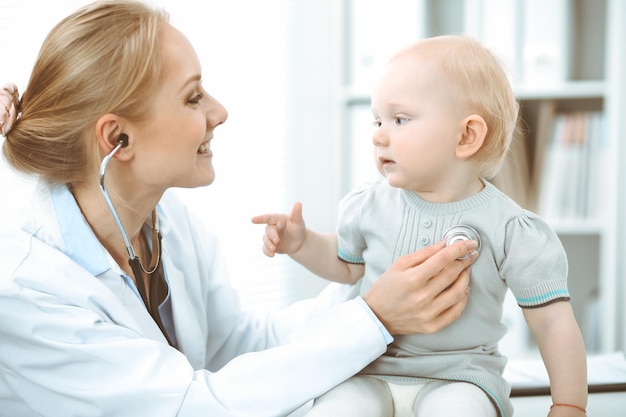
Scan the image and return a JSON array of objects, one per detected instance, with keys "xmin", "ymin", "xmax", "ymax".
[{"xmin": 369, "ymin": 52, "xmax": 470, "ymax": 201}]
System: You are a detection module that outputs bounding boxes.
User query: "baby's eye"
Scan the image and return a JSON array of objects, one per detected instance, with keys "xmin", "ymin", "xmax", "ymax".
[
  {"xmin": 395, "ymin": 117, "xmax": 408, "ymax": 125},
  {"xmin": 371, "ymin": 120, "xmax": 381, "ymax": 128}
]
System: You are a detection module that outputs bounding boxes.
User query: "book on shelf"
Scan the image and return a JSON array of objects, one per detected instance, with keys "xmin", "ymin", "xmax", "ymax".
[
  {"xmin": 535, "ymin": 110, "xmax": 607, "ymax": 221},
  {"xmin": 463, "ymin": 0, "xmax": 572, "ymax": 86},
  {"xmin": 463, "ymin": 0, "xmax": 518, "ymax": 80},
  {"xmin": 521, "ymin": 0, "xmax": 572, "ymax": 85}
]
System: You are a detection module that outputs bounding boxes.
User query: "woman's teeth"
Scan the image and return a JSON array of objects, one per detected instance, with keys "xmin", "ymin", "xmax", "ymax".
[{"xmin": 198, "ymin": 143, "xmax": 209, "ymax": 154}]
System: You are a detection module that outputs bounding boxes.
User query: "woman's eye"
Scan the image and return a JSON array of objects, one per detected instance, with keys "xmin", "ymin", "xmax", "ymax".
[{"xmin": 188, "ymin": 92, "xmax": 204, "ymax": 104}]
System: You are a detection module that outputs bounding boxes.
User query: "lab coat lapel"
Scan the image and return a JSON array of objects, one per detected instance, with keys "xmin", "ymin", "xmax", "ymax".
[
  {"xmin": 119, "ymin": 277, "xmax": 171, "ymax": 344},
  {"xmin": 16, "ymin": 235, "xmax": 170, "ymax": 345},
  {"xmin": 162, "ymin": 257, "xmax": 207, "ymax": 369}
]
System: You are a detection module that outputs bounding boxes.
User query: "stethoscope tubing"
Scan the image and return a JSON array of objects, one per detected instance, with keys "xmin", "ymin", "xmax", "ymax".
[
  {"xmin": 98, "ymin": 141, "xmax": 137, "ymax": 260},
  {"xmin": 97, "ymin": 141, "xmax": 173, "ymax": 346},
  {"xmin": 98, "ymin": 141, "xmax": 161, "ymax": 274}
]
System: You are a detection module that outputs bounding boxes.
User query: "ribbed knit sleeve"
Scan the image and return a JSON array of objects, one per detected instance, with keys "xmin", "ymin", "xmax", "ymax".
[
  {"xmin": 336, "ymin": 184, "xmax": 369, "ymax": 264},
  {"xmin": 500, "ymin": 211, "xmax": 570, "ymax": 308}
]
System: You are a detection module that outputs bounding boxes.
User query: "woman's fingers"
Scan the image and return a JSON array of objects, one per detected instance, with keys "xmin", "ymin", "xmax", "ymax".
[
  {"xmin": 427, "ymin": 266, "xmax": 472, "ymax": 330},
  {"xmin": 398, "ymin": 239, "xmax": 477, "ymax": 275},
  {"xmin": 419, "ymin": 243, "xmax": 477, "ymax": 295},
  {"xmin": 391, "ymin": 241, "xmax": 446, "ymax": 271},
  {"xmin": 362, "ymin": 240, "xmax": 478, "ymax": 335}
]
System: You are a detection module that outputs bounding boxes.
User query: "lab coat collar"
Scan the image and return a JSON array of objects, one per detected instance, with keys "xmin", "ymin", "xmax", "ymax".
[
  {"xmin": 49, "ymin": 183, "xmax": 112, "ymax": 277},
  {"xmin": 19, "ymin": 181, "xmax": 115, "ymax": 277},
  {"xmin": 30, "ymin": 182, "xmax": 172, "ymax": 278}
]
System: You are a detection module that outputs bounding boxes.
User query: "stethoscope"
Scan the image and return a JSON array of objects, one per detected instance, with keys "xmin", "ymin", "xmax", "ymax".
[
  {"xmin": 98, "ymin": 133, "xmax": 174, "ymax": 346},
  {"xmin": 442, "ymin": 225, "xmax": 482, "ymax": 259}
]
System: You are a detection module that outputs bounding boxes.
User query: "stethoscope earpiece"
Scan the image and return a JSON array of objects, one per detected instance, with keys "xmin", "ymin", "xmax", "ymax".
[{"xmin": 118, "ymin": 133, "xmax": 129, "ymax": 147}]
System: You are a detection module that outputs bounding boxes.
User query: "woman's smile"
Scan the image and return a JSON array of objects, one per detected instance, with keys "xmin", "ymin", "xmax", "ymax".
[{"xmin": 197, "ymin": 140, "xmax": 211, "ymax": 155}]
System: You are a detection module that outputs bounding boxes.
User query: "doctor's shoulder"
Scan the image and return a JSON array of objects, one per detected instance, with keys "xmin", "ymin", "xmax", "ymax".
[{"xmin": 0, "ymin": 225, "xmax": 32, "ymax": 285}]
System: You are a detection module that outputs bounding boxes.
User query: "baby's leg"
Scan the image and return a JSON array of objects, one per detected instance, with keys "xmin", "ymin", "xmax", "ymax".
[
  {"xmin": 304, "ymin": 375, "xmax": 393, "ymax": 417},
  {"xmin": 413, "ymin": 381, "xmax": 497, "ymax": 417}
]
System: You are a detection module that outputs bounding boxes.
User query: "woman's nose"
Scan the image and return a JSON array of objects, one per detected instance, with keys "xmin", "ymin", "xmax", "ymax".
[{"xmin": 205, "ymin": 94, "xmax": 228, "ymax": 129}]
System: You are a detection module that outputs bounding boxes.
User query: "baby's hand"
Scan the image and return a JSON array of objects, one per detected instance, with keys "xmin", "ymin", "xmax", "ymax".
[{"xmin": 251, "ymin": 202, "xmax": 307, "ymax": 257}]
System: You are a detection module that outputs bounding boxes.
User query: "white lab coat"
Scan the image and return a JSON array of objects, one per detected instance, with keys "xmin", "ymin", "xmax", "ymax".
[{"xmin": 0, "ymin": 182, "xmax": 388, "ymax": 417}]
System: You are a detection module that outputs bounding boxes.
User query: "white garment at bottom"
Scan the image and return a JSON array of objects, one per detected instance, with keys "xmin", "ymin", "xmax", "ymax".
[
  {"xmin": 0, "ymin": 184, "xmax": 391, "ymax": 417},
  {"xmin": 305, "ymin": 375, "xmax": 497, "ymax": 417}
]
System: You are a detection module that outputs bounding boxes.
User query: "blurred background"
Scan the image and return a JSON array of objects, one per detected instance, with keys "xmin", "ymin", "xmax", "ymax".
[{"xmin": 1, "ymin": 0, "xmax": 626, "ymax": 361}]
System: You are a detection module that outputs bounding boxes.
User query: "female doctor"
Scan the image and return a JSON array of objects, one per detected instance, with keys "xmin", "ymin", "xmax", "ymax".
[{"xmin": 0, "ymin": 1, "xmax": 477, "ymax": 416}]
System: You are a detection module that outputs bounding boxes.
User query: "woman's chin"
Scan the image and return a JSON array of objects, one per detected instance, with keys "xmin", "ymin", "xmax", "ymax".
[{"xmin": 176, "ymin": 172, "xmax": 216, "ymax": 189}]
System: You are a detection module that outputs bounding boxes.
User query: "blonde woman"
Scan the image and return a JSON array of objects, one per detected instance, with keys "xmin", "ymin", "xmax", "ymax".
[{"xmin": 0, "ymin": 2, "xmax": 476, "ymax": 416}]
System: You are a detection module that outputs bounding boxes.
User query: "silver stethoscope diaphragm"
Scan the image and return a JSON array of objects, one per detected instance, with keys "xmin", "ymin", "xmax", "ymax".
[{"xmin": 442, "ymin": 225, "xmax": 481, "ymax": 259}]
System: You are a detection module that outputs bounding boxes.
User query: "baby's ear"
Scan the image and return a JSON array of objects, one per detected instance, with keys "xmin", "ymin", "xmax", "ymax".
[{"xmin": 456, "ymin": 114, "xmax": 487, "ymax": 159}]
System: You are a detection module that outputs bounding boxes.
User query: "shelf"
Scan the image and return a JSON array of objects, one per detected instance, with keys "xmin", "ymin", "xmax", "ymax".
[
  {"xmin": 514, "ymin": 80, "xmax": 606, "ymax": 100},
  {"xmin": 340, "ymin": 80, "xmax": 606, "ymax": 106},
  {"xmin": 337, "ymin": 87, "xmax": 370, "ymax": 106},
  {"xmin": 546, "ymin": 219, "xmax": 606, "ymax": 236}
]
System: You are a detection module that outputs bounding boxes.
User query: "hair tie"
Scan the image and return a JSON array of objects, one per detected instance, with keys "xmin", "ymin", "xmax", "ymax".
[{"xmin": 0, "ymin": 83, "xmax": 20, "ymax": 137}]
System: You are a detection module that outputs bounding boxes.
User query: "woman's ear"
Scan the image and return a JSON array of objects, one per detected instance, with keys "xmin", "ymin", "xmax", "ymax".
[
  {"xmin": 95, "ymin": 114, "xmax": 133, "ymax": 161},
  {"xmin": 456, "ymin": 114, "xmax": 487, "ymax": 159}
]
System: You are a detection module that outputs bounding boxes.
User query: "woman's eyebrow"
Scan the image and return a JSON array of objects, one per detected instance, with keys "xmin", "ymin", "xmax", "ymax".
[{"xmin": 179, "ymin": 73, "xmax": 202, "ymax": 92}]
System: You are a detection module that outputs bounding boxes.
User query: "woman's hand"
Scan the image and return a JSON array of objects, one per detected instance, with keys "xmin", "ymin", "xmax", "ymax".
[{"xmin": 362, "ymin": 240, "xmax": 477, "ymax": 335}]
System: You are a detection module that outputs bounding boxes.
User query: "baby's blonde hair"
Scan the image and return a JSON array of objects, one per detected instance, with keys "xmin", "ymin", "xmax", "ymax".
[
  {"xmin": 394, "ymin": 35, "xmax": 519, "ymax": 179},
  {"xmin": 3, "ymin": 0, "xmax": 169, "ymax": 185}
]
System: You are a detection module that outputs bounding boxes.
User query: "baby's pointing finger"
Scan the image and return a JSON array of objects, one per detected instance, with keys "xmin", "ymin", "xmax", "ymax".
[{"xmin": 251, "ymin": 213, "xmax": 278, "ymax": 225}]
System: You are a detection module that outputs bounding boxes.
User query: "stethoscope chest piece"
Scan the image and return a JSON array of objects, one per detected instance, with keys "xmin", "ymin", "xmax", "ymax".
[{"xmin": 442, "ymin": 225, "xmax": 481, "ymax": 259}]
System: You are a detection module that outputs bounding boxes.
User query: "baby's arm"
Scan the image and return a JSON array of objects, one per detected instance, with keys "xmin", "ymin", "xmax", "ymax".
[
  {"xmin": 252, "ymin": 202, "xmax": 364, "ymax": 284},
  {"xmin": 523, "ymin": 302, "xmax": 588, "ymax": 416}
]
